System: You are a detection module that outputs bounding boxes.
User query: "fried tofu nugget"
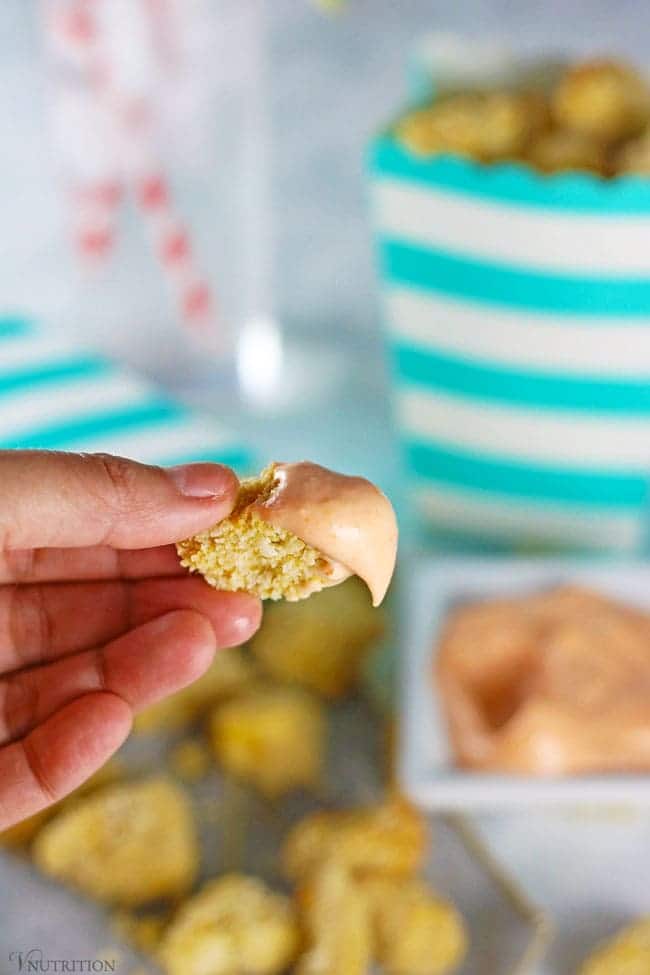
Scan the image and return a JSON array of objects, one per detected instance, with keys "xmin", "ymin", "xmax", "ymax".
[
  {"xmin": 295, "ymin": 861, "xmax": 373, "ymax": 975},
  {"xmin": 33, "ymin": 778, "xmax": 198, "ymax": 906},
  {"xmin": 283, "ymin": 798, "xmax": 427, "ymax": 882},
  {"xmin": 210, "ymin": 683, "xmax": 325, "ymax": 797},
  {"xmin": 552, "ymin": 59, "xmax": 650, "ymax": 142},
  {"xmin": 395, "ymin": 90, "xmax": 547, "ymax": 162},
  {"xmin": 250, "ymin": 578, "xmax": 385, "ymax": 698},
  {"xmin": 159, "ymin": 874, "xmax": 299, "ymax": 975},
  {"xmin": 362, "ymin": 877, "xmax": 467, "ymax": 975}
]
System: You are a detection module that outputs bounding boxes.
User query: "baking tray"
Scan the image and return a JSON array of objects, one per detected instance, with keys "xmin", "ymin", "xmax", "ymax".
[{"xmin": 0, "ymin": 695, "xmax": 550, "ymax": 975}]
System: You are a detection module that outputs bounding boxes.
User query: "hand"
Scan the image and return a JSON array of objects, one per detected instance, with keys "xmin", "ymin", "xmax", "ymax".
[{"xmin": 0, "ymin": 450, "xmax": 261, "ymax": 831}]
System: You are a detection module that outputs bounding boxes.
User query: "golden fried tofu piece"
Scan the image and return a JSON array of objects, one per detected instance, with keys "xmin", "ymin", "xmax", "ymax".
[
  {"xmin": 283, "ymin": 798, "xmax": 427, "ymax": 882},
  {"xmin": 250, "ymin": 577, "xmax": 385, "ymax": 698},
  {"xmin": 178, "ymin": 462, "xmax": 397, "ymax": 606},
  {"xmin": 362, "ymin": 878, "xmax": 467, "ymax": 975},
  {"xmin": 177, "ymin": 463, "xmax": 345, "ymax": 603},
  {"xmin": 615, "ymin": 127, "xmax": 650, "ymax": 175},
  {"xmin": 0, "ymin": 758, "xmax": 123, "ymax": 850},
  {"xmin": 210, "ymin": 684, "xmax": 325, "ymax": 797},
  {"xmin": 578, "ymin": 918, "xmax": 650, "ymax": 975},
  {"xmin": 552, "ymin": 59, "xmax": 650, "ymax": 142},
  {"xmin": 134, "ymin": 647, "xmax": 256, "ymax": 734},
  {"xmin": 524, "ymin": 128, "xmax": 608, "ymax": 175},
  {"xmin": 295, "ymin": 861, "xmax": 373, "ymax": 975},
  {"xmin": 33, "ymin": 778, "xmax": 198, "ymax": 906},
  {"xmin": 395, "ymin": 90, "xmax": 547, "ymax": 163},
  {"xmin": 159, "ymin": 874, "xmax": 299, "ymax": 975}
]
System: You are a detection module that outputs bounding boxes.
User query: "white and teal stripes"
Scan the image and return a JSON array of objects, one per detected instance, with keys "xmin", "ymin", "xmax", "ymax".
[
  {"xmin": 370, "ymin": 136, "xmax": 650, "ymax": 551},
  {"xmin": 0, "ymin": 318, "xmax": 251, "ymax": 472}
]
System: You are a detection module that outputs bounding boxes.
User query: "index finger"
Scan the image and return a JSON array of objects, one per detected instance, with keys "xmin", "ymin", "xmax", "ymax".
[{"xmin": 0, "ymin": 451, "xmax": 238, "ymax": 551}]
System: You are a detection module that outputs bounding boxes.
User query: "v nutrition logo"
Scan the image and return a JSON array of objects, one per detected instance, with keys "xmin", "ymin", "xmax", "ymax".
[{"xmin": 9, "ymin": 950, "xmax": 117, "ymax": 973}]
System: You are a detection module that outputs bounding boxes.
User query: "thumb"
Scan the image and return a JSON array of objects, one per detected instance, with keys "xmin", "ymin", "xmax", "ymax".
[{"xmin": 0, "ymin": 450, "xmax": 239, "ymax": 550}]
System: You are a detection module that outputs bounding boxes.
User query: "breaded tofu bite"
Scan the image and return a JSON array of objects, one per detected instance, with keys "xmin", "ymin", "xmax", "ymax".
[
  {"xmin": 295, "ymin": 861, "xmax": 373, "ymax": 975},
  {"xmin": 210, "ymin": 683, "xmax": 325, "ymax": 797},
  {"xmin": 250, "ymin": 577, "xmax": 385, "ymax": 698},
  {"xmin": 33, "ymin": 778, "xmax": 198, "ymax": 906},
  {"xmin": 159, "ymin": 874, "xmax": 299, "ymax": 975},
  {"xmin": 177, "ymin": 462, "xmax": 397, "ymax": 606},
  {"xmin": 552, "ymin": 59, "xmax": 650, "ymax": 142},
  {"xmin": 283, "ymin": 798, "xmax": 427, "ymax": 882},
  {"xmin": 362, "ymin": 877, "xmax": 467, "ymax": 975},
  {"xmin": 395, "ymin": 90, "xmax": 547, "ymax": 162}
]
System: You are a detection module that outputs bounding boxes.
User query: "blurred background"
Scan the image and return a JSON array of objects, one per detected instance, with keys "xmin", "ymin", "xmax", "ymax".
[
  {"xmin": 3, "ymin": 2, "xmax": 650, "ymax": 974},
  {"xmin": 2, "ymin": 0, "xmax": 650, "ymax": 489}
]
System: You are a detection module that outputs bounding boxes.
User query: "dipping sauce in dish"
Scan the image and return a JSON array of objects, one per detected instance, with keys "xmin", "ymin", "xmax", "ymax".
[{"xmin": 435, "ymin": 585, "xmax": 650, "ymax": 776}]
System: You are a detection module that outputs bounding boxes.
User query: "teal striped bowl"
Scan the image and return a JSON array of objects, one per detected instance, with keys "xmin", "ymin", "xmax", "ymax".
[{"xmin": 369, "ymin": 135, "xmax": 650, "ymax": 552}]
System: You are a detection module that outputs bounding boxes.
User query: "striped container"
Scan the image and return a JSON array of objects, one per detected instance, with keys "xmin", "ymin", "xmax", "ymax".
[{"xmin": 370, "ymin": 138, "xmax": 650, "ymax": 553}]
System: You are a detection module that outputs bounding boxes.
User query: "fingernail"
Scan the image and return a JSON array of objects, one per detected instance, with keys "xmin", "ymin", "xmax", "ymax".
[{"xmin": 167, "ymin": 463, "xmax": 235, "ymax": 500}]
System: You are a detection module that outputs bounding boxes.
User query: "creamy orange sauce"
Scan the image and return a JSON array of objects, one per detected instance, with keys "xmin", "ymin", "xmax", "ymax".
[
  {"xmin": 436, "ymin": 586, "xmax": 650, "ymax": 775},
  {"xmin": 251, "ymin": 461, "xmax": 398, "ymax": 607}
]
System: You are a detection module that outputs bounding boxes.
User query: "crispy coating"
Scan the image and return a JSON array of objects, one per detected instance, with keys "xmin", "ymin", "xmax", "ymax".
[
  {"xmin": 362, "ymin": 877, "xmax": 467, "ymax": 975},
  {"xmin": 33, "ymin": 778, "xmax": 198, "ymax": 906},
  {"xmin": 553, "ymin": 59, "xmax": 650, "ymax": 142},
  {"xmin": 134, "ymin": 647, "xmax": 256, "ymax": 734},
  {"xmin": 250, "ymin": 577, "xmax": 385, "ymax": 698},
  {"xmin": 578, "ymin": 918, "xmax": 650, "ymax": 975},
  {"xmin": 524, "ymin": 127, "xmax": 608, "ymax": 175},
  {"xmin": 159, "ymin": 874, "xmax": 299, "ymax": 975},
  {"xmin": 395, "ymin": 90, "xmax": 547, "ymax": 162},
  {"xmin": 295, "ymin": 861, "xmax": 373, "ymax": 975},
  {"xmin": 283, "ymin": 798, "xmax": 427, "ymax": 882},
  {"xmin": 177, "ymin": 465, "xmax": 339, "ymax": 602},
  {"xmin": 210, "ymin": 683, "xmax": 325, "ymax": 797},
  {"xmin": 0, "ymin": 758, "xmax": 123, "ymax": 850}
]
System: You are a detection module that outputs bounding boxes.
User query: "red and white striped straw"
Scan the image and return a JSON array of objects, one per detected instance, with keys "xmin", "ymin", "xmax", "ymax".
[{"xmin": 43, "ymin": 0, "xmax": 218, "ymax": 338}]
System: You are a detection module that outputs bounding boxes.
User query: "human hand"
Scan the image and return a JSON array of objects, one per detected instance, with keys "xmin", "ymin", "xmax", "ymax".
[{"xmin": 0, "ymin": 451, "xmax": 261, "ymax": 831}]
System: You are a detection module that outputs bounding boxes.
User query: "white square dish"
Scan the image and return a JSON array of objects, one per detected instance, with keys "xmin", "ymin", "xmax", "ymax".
[{"xmin": 400, "ymin": 557, "xmax": 650, "ymax": 809}]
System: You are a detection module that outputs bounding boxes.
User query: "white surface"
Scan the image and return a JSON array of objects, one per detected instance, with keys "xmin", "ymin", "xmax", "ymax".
[{"xmin": 402, "ymin": 557, "xmax": 650, "ymax": 807}]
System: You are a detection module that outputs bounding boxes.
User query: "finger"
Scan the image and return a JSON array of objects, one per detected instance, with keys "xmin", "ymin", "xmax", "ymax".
[
  {"xmin": 0, "ymin": 611, "xmax": 216, "ymax": 745},
  {"xmin": 0, "ymin": 450, "xmax": 238, "ymax": 551},
  {"xmin": 0, "ymin": 693, "xmax": 131, "ymax": 831},
  {"xmin": 1, "ymin": 576, "xmax": 261, "ymax": 672},
  {"xmin": 0, "ymin": 543, "xmax": 183, "ymax": 585}
]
